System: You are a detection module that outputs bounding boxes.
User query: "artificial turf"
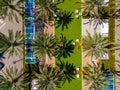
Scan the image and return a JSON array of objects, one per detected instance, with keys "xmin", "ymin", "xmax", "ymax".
[{"xmin": 55, "ymin": 0, "xmax": 82, "ymax": 90}]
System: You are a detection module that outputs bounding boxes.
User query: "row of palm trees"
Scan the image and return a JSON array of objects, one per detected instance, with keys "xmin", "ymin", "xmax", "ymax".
[
  {"xmin": 0, "ymin": 29, "xmax": 74, "ymax": 63},
  {"xmin": 0, "ymin": 61, "xmax": 76, "ymax": 90},
  {"xmin": 0, "ymin": 0, "xmax": 120, "ymax": 90},
  {"xmin": 0, "ymin": 0, "xmax": 120, "ymax": 28},
  {"xmin": 0, "ymin": 0, "xmax": 61, "ymax": 30},
  {"xmin": 81, "ymin": 0, "xmax": 120, "ymax": 89},
  {"xmin": 77, "ymin": 0, "xmax": 120, "ymax": 28},
  {"xmin": 0, "ymin": 30, "xmax": 75, "ymax": 90}
]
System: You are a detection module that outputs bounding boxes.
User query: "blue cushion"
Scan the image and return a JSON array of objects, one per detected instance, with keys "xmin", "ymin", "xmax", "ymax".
[{"xmin": 0, "ymin": 62, "xmax": 5, "ymax": 70}]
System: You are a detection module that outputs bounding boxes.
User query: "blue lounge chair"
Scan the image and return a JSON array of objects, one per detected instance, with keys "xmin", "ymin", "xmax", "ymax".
[
  {"xmin": 0, "ymin": 62, "xmax": 5, "ymax": 70},
  {"xmin": 0, "ymin": 53, "xmax": 5, "ymax": 61}
]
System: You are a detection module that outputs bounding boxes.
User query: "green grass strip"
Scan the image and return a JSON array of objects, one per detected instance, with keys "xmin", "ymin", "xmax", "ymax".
[
  {"xmin": 55, "ymin": 0, "xmax": 82, "ymax": 90},
  {"xmin": 108, "ymin": 0, "xmax": 115, "ymax": 72}
]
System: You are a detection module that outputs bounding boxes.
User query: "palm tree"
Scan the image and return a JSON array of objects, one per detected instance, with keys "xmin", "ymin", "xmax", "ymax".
[
  {"xmin": 34, "ymin": 65, "xmax": 63, "ymax": 90},
  {"xmin": 56, "ymin": 60, "xmax": 76, "ymax": 83},
  {"xmin": 55, "ymin": 11, "xmax": 73, "ymax": 31},
  {"xmin": 77, "ymin": 0, "xmax": 110, "ymax": 28},
  {"xmin": 83, "ymin": 64, "xmax": 108, "ymax": 90},
  {"xmin": 0, "ymin": 66, "xmax": 28, "ymax": 90},
  {"xmin": 55, "ymin": 34, "xmax": 74, "ymax": 60},
  {"xmin": 81, "ymin": 0, "xmax": 105, "ymax": 15},
  {"xmin": 82, "ymin": 30, "xmax": 109, "ymax": 59},
  {"xmin": 0, "ymin": 30, "xmax": 24, "ymax": 58},
  {"xmin": 32, "ymin": 31, "xmax": 57, "ymax": 63},
  {"xmin": 0, "ymin": 0, "xmax": 23, "ymax": 23},
  {"xmin": 35, "ymin": 0, "xmax": 59, "ymax": 24}
]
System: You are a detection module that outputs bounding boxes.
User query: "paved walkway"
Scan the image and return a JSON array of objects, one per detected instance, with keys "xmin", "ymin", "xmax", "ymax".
[
  {"xmin": 82, "ymin": 19, "xmax": 102, "ymax": 90},
  {"xmin": 82, "ymin": 18, "xmax": 120, "ymax": 90},
  {"xmin": 115, "ymin": 19, "xmax": 120, "ymax": 90},
  {"xmin": 44, "ymin": 22, "xmax": 55, "ymax": 67},
  {"xmin": 0, "ymin": 15, "xmax": 23, "ymax": 75}
]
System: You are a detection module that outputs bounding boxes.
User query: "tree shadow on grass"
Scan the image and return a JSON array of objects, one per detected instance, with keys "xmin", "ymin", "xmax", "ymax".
[{"xmin": 55, "ymin": 11, "xmax": 73, "ymax": 31}]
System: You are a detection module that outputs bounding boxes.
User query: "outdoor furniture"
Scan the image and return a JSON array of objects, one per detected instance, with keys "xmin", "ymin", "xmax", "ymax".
[{"xmin": 0, "ymin": 62, "xmax": 5, "ymax": 70}]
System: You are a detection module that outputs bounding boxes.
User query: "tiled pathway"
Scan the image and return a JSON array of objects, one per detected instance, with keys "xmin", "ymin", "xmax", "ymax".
[{"xmin": 115, "ymin": 19, "xmax": 120, "ymax": 90}]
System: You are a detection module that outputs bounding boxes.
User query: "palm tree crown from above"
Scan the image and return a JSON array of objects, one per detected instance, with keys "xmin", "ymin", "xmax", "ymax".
[
  {"xmin": 56, "ymin": 60, "xmax": 76, "ymax": 83},
  {"xmin": 0, "ymin": 0, "xmax": 23, "ymax": 23},
  {"xmin": 83, "ymin": 64, "xmax": 108, "ymax": 90},
  {"xmin": 77, "ymin": 0, "xmax": 109, "ymax": 29},
  {"xmin": 32, "ymin": 31, "xmax": 57, "ymax": 60},
  {"xmin": 34, "ymin": 65, "xmax": 63, "ymax": 90},
  {"xmin": 0, "ymin": 66, "xmax": 28, "ymax": 90},
  {"xmin": 55, "ymin": 34, "xmax": 74, "ymax": 60},
  {"xmin": 82, "ymin": 30, "xmax": 109, "ymax": 59},
  {"xmin": 35, "ymin": 0, "xmax": 59, "ymax": 23},
  {"xmin": 0, "ymin": 30, "xmax": 24, "ymax": 58},
  {"xmin": 81, "ymin": 0, "xmax": 106, "ymax": 15}
]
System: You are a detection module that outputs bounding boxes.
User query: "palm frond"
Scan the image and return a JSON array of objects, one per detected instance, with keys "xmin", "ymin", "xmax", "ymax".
[
  {"xmin": 0, "ymin": 66, "xmax": 28, "ymax": 90},
  {"xmin": 83, "ymin": 30, "xmax": 109, "ymax": 59},
  {"xmin": 0, "ymin": 0, "xmax": 23, "ymax": 23},
  {"xmin": 34, "ymin": 65, "xmax": 63, "ymax": 90},
  {"xmin": 0, "ymin": 30, "xmax": 24, "ymax": 58},
  {"xmin": 32, "ymin": 31, "xmax": 57, "ymax": 60}
]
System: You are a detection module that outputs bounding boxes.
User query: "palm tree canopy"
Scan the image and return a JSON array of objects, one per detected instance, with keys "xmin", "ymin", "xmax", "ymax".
[
  {"xmin": 82, "ymin": 30, "xmax": 109, "ymax": 59},
  {"xmin": 34, "ymin": 65, "xmax": 63, "ymax": 90},
  {"xmin": 0, "ymin": 0, "xmax": 23, "ymax": 23},
  {"xmin": 77, "ymin": 0, "xmax": 110, "ymax": 29},
  {"xmin": 35, "ymin": 0, "xmax": 59, "ymax": 23},
  {"xmin": 55, "ymin": 34, "xmax": 74, "ymax": 60},
  {"xmin": 0, "ymin": 30, "xmax": 24, "ymax": 58},
  {"xmin": 0, "ymin": 66, "xmax": 28, "ymax": 90},
  {"xmin": 32, "ymin": 31, "xmax": 57, "ymax": 59},
  {"xmin": 55, "ymin": 11, "xmax": 73, "ymax": 31},
  {"xmin": 81, "ymin": 0, "xmax": 106, "ymax": 15},
  {"xmin": 83, "ymin": 64, "xmax": 108, "ymax": 90},
  {"xmin": 56, "ymin": 60, "xmax": 76, "ymax": 83}
]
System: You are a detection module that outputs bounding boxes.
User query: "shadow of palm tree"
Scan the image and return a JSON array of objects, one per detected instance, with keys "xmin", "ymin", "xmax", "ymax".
[
  {"xmin": 55, "ymin": 11, "xmax": 73, "ymax": 31},
  {"xmin": 83, "ymin": 7, "xmax": 110, "ymax": 29}
]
